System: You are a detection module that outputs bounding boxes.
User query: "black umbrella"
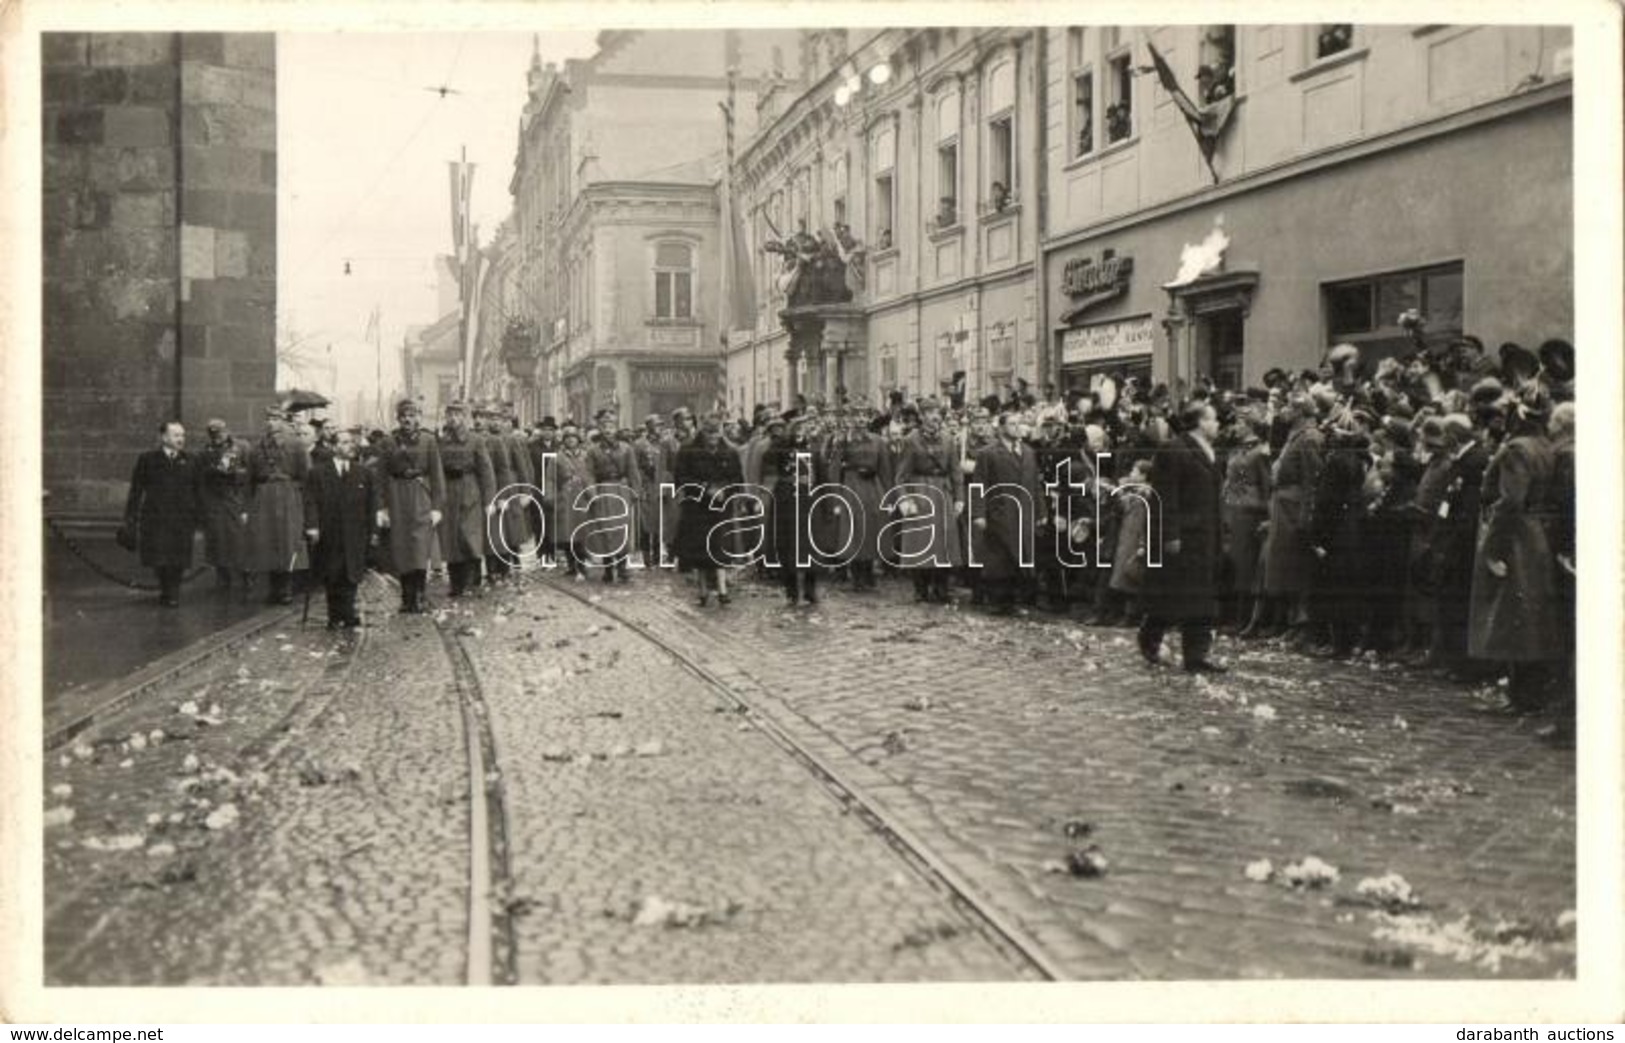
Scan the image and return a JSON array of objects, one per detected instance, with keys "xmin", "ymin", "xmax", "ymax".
[{"xmin": 280, "ymin": 389, "xmax": 331, "ymax": 413}]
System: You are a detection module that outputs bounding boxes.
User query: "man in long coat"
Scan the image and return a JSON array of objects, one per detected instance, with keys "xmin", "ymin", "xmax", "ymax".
[
  {"xmin": 554, "ymin": 423, "xmax": 595, "ymax": 578},
  {"xmin": 481, "ymin": 405, "xmax": 532, "ymax": 582},
  {"xmin": 833, "ymin": 413, "xmax": 894, "ymax": 591},
  {"xmin": 673, "ymin": 414, "xmax": 746, "ymax": 605},
  {"xmin": 892, "ymin": 400, "xmax": 965, "ymax": 604},
  {"xmin": 381, "ymin": 400, "xmax": 445, "ymax": 613},
  {"xmin": 245, "ymin": 408, "xmax": 310, "ymax": 605},
  {"xmin": 971, "ymin": 411, "xmax": 1046, "ymax": 613},
  {"xmin": 1138, "ymin": 402, "xmax": 1226, "ymax": 673},
  {"xmin": 585, "ymin": 411, "xmax": 641, "ymax": 584},
  {"xmin": 1424, "ymin": 414, "xmax": 1488, "ymax": 674},
  {"xmin": 1469, "ymin": 403, "xmax": 1561, "ymax": 710},
  {"xmin": 1260, "ymin": 396, "xmax": 1324, "ymax": 639},
  {"xmin": 303, "ymin": 428, "xmax": 380, "ymax": 629},
  {"xmin": 195, "ymin": 417, "xmax": 252, "ymax": 593},
  {"xmin": 527, "ymin": 417, "xmax": 561, "ymax": 565},
  {"xmin": 122, "ymin": 420, "xmax": 201, "ymax": 607},
  {"xmin": 437, "ymin": 402, "xmax": 495, "ymax": 598},
  {"xmin": 633, "ymin": 415, "xmax": 669, "ymax": 567}
]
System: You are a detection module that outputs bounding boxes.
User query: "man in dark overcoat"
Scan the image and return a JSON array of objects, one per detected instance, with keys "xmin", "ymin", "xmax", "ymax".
[
  {"xmin": 971, "ymin": 411, "xmax": 1046, "ymax": 613},
  {"xmin": 1138, "ymin": 402, "xmax": 1227, "ymax": 673},
  {"xmin": 438, "ymin": 402, "xmax": 496, "ymax": 597},
  {"xmin": 303, "ymin": 428, "xmax": 380, "ymax": 629},
  {"xmin": 195, "ymin": 417, "xmax": 252, "ymax": 592},
  {"xmin": 382, "ymin": 400, "xmax": 445, "ymax": 613},
  {"xmin": 122, "ymin": 420, "xmax": 201, "ymax": 607}
]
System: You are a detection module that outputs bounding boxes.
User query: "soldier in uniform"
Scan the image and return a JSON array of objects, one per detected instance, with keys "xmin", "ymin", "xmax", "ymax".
[
  {"xmin": 764, "ymin": 413, "xmax": 826, "ymax": 605},
  {"xmin": 437, "ymin": 402, "xmax": 496, "ymax": 598},
  {"xmin": 633, "ymin": 415, "xmax": 668, "ymax": 567},
  {"xmin": 555, "ymin": 421, "xmax": 594, "ymax": 578},
  {"xmin": 527, "ymin": 417, "xmax": 561, "ymax": 566},
  {"xmin": 893, "ymin": 399, "xmax": 965, "ymax": 604},
  {"xmin": 303, "ymin": 427, "xmax": 379, "ymax": 629},
  {"xmin": 501, "ymin": 403, "xmax": 537, "ymax": 566},
  {"xmin": 481, "ymin": 404, "xmax": 532, "ymax": 582},
  {"xmin": 381, "ymin": 400, "xmax": 445, "ymax": 613},
  {"xmin": 246, "ymin": 407, "xmax": 310, "ymax": 605},
  {"xmin": 833, "ymin": 411, "xmax": 894, "ymax": 591},
  {"xmin": 196, "ymin": 417, "xmax": 252, "ymax": 593},
  {"xmin": 584, "ymin": 409, "xmax": 642, "ymax": 583},
  {"xmin": 121, "ymin": 419, "xmax": 201, "ymax": 607},
  {"xmin": 673, "ymin": 413, "xmax": 746, "ymax": 605}
]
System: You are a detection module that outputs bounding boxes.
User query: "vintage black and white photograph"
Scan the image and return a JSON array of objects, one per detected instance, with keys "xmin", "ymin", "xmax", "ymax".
[{"xmin": 11, "ymin": 5, "xmax": 1617, "ymax": 1010}]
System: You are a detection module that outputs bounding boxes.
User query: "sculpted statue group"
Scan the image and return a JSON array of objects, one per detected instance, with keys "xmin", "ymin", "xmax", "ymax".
[{"xmin": 763, "ymin": 219, "xmax": 866, "ymax": 309}]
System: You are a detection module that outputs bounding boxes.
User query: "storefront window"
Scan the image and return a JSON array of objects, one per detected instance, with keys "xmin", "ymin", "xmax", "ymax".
[{"xmin": 1323, "ymin": 262, "xmax": 1465, "ymax": 355}]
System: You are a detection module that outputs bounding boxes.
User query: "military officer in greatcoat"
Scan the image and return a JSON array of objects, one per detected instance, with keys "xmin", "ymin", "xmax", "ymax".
[
  {"xmin": 303, "ymin": 427, "xmax": 380, "ymax": 629},
  {"xmin": 892, "ymin": 399, "xmax": 965, "ymax": 604},
  {"xmin": 500, "ymin": 403, "xmax": 537, "ymax": 565},
  {"xmin": 121, "ymin": 419, "xmax": 202, "ymax": 607},
  {"xmin": 585, "ymin": 409, "xmax": 642, "ymax": 584},
  {"xmin": 245, "ymin": 407, "xmax": 310, "ymax": 605},
  {"xmin": 832, "ymin": 411, "xmax": 894, "ymax": 591},
  {"xmin": 480, "ymin": 403, "xmax": 532, "ymax": 582},
  {"xmin": 633, "ymin": 414, "xmax": 668, "ymax": 568},
  {"xmin": 437, "ymin": 402, "xmax": 496, "ymax": 598},
  {"xmin": 380, "ymin": 399, "xmax": 445, "ymax": 613},
  {"xmin": 195, "ymin": 417, "xmax": 252, "ymax": 593},
  {"xmin": 527, "ymin": 416, "xmax": 561, "ymax": 566},
  {"xmin": 554, "ymin": 421, "xmax": 595, "ymax": 578}
]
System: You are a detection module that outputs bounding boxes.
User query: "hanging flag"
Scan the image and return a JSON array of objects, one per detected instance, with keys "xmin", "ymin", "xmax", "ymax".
[
  {"xmin": 1145, "ymin": 40, "xmax": 1236, "ymax": 184},
  {"xmin": 717, "ymin": 70, "xmax": 757, "ymax": 346},
  {"xmin": 448, "ymin": 155, "xmax": 476, "ymax": 274}
]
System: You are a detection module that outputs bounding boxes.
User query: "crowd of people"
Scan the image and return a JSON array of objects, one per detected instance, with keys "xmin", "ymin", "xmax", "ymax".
[{"xmin": 117, "ymin": 330, "xmax": 1576, "ymax": 722}]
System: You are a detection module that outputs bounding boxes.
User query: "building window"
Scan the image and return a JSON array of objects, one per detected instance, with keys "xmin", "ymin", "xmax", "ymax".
[
  {"xmin": 1323, "ymin": 262, "xmax": 1464, "ymax": 359},
  {"xmin": 1316, "ymin": 24, "xmax": 1354, "ymax": 60},
  {"xmin": 936, "ymin": 333, "xmax": 957, "ymax": 385},
  {"xmin": 1072, "ymin": 66, "xmax": 1094, "ymax": 158},
  {"xmin": 831, "ymin": 154, "xmax": 848, "ymax": 228},
  {"xmin": 653, "ymin": 242, "xmax": 693, "ymax": 320},
  {"xmin": 935, "ymin": 90, "xmax": 960, "ymax": 229},
  {"xmin": 1106, "ymin": 49, "xmax": 1134, "ymax": 144},
  {"xmin": 1199, "ymin": 25, "xmax": 1237, "ymax": 102},
  {"xmin": 988, "ymin": 323, "xmax": 1015, "ymax": 372},
  {"xmin": 872, "ymin": 126, "xmax": 896, "ymax": 249},
  {"xmin": 985, "ymin": 60, "xmax": 1016, "ymax": 210},
  {"xmin": 879, "ymin": 346, "xmax": 898, "ymax": 388}
]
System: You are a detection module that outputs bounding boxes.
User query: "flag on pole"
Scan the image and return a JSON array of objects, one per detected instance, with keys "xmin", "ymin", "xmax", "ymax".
[
  {"xmin": 449, "ymin": 156, "xmax": 476, "ymax": 272},
  {"xmin": 717, "ymin": 59, "xmax": 757, "ymax": 349},
  {"xmin": 1144, "ymin": 39, "xmax": 1235, "ymax": 184}
]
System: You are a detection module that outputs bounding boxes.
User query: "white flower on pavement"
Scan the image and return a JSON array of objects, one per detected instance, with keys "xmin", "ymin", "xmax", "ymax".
[
  {"xmin": 82, "ymin": 834, "xmax": 145, "ymax": 852},
  {"xmin": 50, "ymin": 783, "xmax": 73, "ymax": 799},
  {"xmin": 204, "ymin": 803, "xmax": 239, "ymax": 830},
  {"xmin": 44, "ymin": 807, "xmax": 75, "ymax": 829},
  {"xmin": 1252, "ymin": 704, "xmax": 1277, "ymax": 722},
  {"xmin": 1356, "ymin": 872, "xmax": 1420, "ymax": 911},
  {"xmin": 128, "ymin": 733, "xmax": 148, "ymax": 751},
  {"xmin": 71, "ymin": 742, "xmax": 94, "ymax": 760},
  {"xmin": 178, "ymin": 701, "xmax": 200, "ymax": 717},
  {"xmin": 147, "ymin": 843, "xmax": 177, "ymax": 859},
  {"xmin": 1282, "ymin": 856, "xmax": 1340, "ymax": 888},
  {"xmin": 1244, "ymin": 859, "xmax": 1275, "ymax": 883},
  {"xmin": 181, "ymin": 754, "xmax": 201, "ymax": 774}
]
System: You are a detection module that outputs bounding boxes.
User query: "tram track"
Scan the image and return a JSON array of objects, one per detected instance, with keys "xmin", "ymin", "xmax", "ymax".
[
  {"xmin": 532, "ymin": 572, "xmax": 1066, "ymax": 983},
  {"xmin": 432, "ymin": 614, "xmax": 520, "ymax": 987}
]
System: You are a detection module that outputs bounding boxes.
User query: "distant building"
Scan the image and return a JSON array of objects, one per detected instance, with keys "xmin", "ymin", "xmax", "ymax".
[
  {"xmin": 402, "ymin": 310, "xmax": 461, "ymax": 422},
  {"xmin": 508, "ymin": 29, "xmax": 803, "ymax": 423},
  {"xmin": 42, "ymin": 32, "xmax": 278, "ymax": 515},
  {"xmin": 1040, "ymin": 23, "xmax": 1572, "ymax": 392},
  {"xmin": 467, "ymin": 219, "xmax": 523, "ymax": 416},
  {"xmin": 728, "ymin": 27, "xmax": 1046, "ymax": 413}
]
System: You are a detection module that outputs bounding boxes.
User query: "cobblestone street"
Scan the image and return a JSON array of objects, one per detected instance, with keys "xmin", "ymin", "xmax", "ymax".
[{"xmin": 42, "ymin": 567, "xmax": 1576, "ymax": 984}]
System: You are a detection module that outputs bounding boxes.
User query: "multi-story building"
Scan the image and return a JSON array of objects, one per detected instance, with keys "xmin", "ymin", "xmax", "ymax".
[
  {"xmin": 1038, "ymin": 24, "xmax": 1573, "ymax": 392},
  {"xmin": 466, "ymin": 219, "xmax": 524, "ymax": 415},
  {"xmin": 508, "ymin": 29, "xmax": 802, "ymax": 423},
  {"xmin": 729, "ymin": 28, "xmax": 1046, "ymax": 412}
]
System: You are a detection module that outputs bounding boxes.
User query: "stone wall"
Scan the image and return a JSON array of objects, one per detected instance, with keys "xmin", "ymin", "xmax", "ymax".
[{"xmin": 42, "ymin": 32, "xmax": 276, "ymax": 516}]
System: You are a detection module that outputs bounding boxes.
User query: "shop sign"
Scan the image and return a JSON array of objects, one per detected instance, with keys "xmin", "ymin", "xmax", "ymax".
[
  {"xmin": 1060, "ymin": 250, "xmax": 1134, "ymax": 321},
  {"xmin": 633, "ymin": 366, "xmax": 718, "ymax": 392},
  {"xmin": 650, "ymin": 326, "xmax": 699, "ymax": 348},
  {"xmin": 1061, "ymin": 317, "xmax": 1156, "ymax": 366}
]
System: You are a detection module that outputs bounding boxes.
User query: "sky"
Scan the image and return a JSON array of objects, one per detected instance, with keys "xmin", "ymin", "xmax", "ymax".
[{"xmin": 276, "ymin": 30, "xmax": 601, "ymax": 422}]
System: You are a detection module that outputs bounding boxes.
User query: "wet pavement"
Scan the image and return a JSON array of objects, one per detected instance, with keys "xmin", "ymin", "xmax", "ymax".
[
  {"xmin": 44, "ymin": 528, "xmax": 271, "ymax": 704},
  {"xmin": 41, "ymin": 565, "xmax": 1576, "ymax": 983}
]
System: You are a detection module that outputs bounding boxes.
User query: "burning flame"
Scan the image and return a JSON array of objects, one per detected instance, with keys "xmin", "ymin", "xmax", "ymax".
[{"xmin": 1166, "ymin": 225, "xmax": 1230, "ymax": 287}]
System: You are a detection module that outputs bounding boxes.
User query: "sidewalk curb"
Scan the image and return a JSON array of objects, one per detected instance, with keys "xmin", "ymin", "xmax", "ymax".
[{"xmin": 44, "ymin": 606, "xmax": 301, "ymax": 751}]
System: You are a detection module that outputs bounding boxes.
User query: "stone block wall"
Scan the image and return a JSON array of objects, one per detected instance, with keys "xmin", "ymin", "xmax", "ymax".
[{"xmin": 42, "ymin": 32, "xmax": 276, "ymax": 516}]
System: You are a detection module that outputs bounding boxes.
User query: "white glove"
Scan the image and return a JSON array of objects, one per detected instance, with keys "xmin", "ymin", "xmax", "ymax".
[
  {"xmin": 899, "ymin": 499, "xmax": 918, "ymax": 518},
  {"xmin": 430, "ymin": 509, "xmax": 443, "ymax": 526},
  {"xmin": 376, "ymin": 509, "xmax": 390, "ymax": 529},
  {"xmin": 953, "ymin": 501, "xmax": 965, "ymax": 517}
]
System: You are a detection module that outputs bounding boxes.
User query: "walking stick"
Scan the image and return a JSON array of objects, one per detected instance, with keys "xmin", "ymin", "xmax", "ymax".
[{"xmin": 299, "ymin": 539, "xmax": 314, "ymax": 628}]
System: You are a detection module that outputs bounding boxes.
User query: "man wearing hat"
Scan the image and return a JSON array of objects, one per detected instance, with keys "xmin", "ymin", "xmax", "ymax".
[
  {"xmin": 302, "ymin": 427, "xmax": 379, "ymax": 629},
  {"xmin": 832, "ymin": 410, "xmax": 895, "ymax": 591},
  {"xmin": 554, "ymin": 420, "xmax": 594, "ymax": 578},
  {"xmin": 527, "ymin": 417, "xmax": 561, "ymax": 566},
  {"xmin": 892, "ymin": 398, "xmax": 965, "ymax": 604},
  {"xmin": 196, "ymin": 417, "xmax": 252, "ymax": 593},
  {"xmin": 1413, "ymin": 413, "xmax": 1487, "ymax": 674},
  {"xmin": 971, "ymin": 410, "xmax": 1046, "ymax": 615},
  {"xmin": 120, "ymin": 419, "xmax": 201, "ymax": 608},
  {"xmin": 633, "ymin": 414, "xmax": 669, "ymax": 568},
  {"xmin": 245, "ymin": 406, "xmax": 310, "ymax": 605},
  {"xmin": 585, "ymin": 408, "xmax": 642, "ymax": 583},
  {"xmin": 380, "ymin": 399, "xmax": 445, "ymax": 613},
  {"xmin": 1538, "ymin": 339, "xmax": 1575, "ymax": 404},
  {"xmin": 437, "ymin": 402, "xmax": 496, "ymax": 598},
  {"xmin": 481, "ymin": 404, "xmax": 532, "ymax": 582}
]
